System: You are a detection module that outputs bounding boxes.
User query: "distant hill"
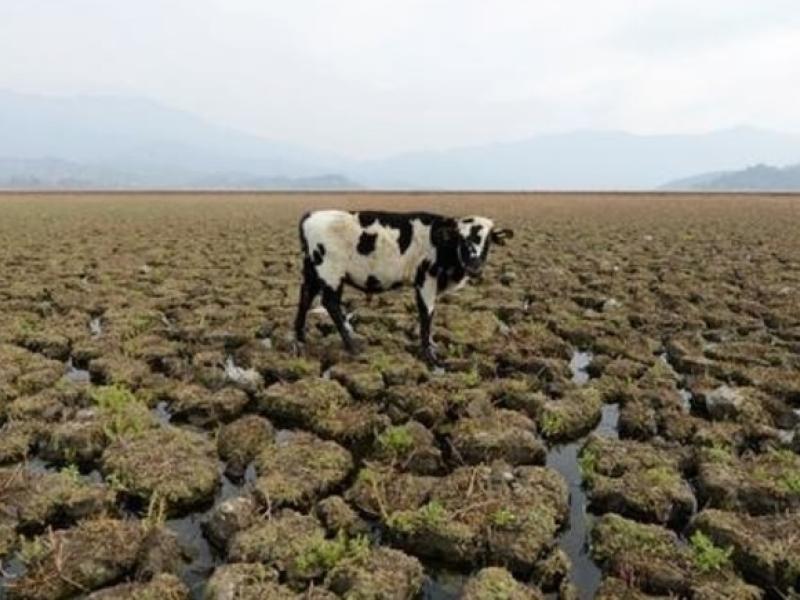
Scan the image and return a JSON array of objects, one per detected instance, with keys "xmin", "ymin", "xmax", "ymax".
[
  {"xmin": 3, "ymin": 90, "xmax": 800, "ymax": 190},
  {"xmin": 0, "ymin": 158, "xmax": 359, "ymax": 190},
  {"xmin": 662, "ymin": 163, "xmax": 800, "ymax": 191},
  {"xmin": 0, "ymin": 89, "xmax": 353, "ymax": 189},
  {"xmin": 349, "ymin": 128, "xmax": 800, "ymax": 190}
]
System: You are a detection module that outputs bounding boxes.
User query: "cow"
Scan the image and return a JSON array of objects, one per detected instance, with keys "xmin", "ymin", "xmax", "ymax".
[{"xmin": 294, "ymin": 210, "xmax": 514, "ymax": 364}]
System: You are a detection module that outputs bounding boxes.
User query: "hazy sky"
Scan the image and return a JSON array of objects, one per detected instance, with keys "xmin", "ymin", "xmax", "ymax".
[{"xmin": 2, "ymin": 0, "xmax": 800, "ymax": 158}]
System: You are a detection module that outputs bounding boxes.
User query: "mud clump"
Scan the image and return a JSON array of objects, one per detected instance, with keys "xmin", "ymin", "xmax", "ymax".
[
  {"xmin": 168, "ymin": 384, "xmax": 250, "ymax": 427},
  {"xmin": 462, "ymin": 567, "xmax": 544, "ymax": 599},
  {"xmin": 5, "ymin": 518, "xmax": 146, "ymax": 600},
  {"xmin": 203, "ymin": 495, "xmax": 258, "ymax": 550},
  {"xmin": 204, "ymin": 562, "xmax": 337, "ymax": 599},
  {"xmin": 538, "ymin": 387, "xmax": 602, "ymax": 442},
  {"xmin": 258, "ymin": 378, "xmax": 388, "ymax": 444},
  {"xmin": 217, "ymin": 414, "xmax": 275, "ymax": 480},
  {"xmin": 450, "ymin": 408, "xmax": 546, "ymax": 466},
  {"xmin": 385, "ymin": 463, "xmax": 568, "ymax": 572},
  {"xmin": 695, "ymin": 448, "xmax": 800, "ymax": 514},
  {"xmin": 314, "ymin": 495, "xmax": 370, "ymax": 537},
  {"xmin": 101, "ymin": 426, "xmax": 220, "ymax": 513},
  {"xmin": 86, "ymin": 573, "xmax": 189, "ymax": 599},
  {"xmin": 691, "ymin": 508, "xmax": 800, "ymax": 593},
  {"xmin": 324, "ymin": 545, "xmax": 425, "ymax": 599},
  {"xmin": 580, "ymin": 435, "xmax": 695, "ymax": 527},
  {"xmin": 0, "ymin": 466, "xmax": 115, "ymax": 539},
  {"xmin": 591, "ymin": 513, "xmax": 761, "ymax": 597},
  {"xmin": 252, "ymin": 430, "xmax": 353, "ymax": 509},
  {"xmin": 371, "ymin": 421, "xmax": 444, "ymax": 474}
]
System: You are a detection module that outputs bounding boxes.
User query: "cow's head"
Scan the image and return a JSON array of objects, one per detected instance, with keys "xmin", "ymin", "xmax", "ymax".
[{"xmin": 433, "ymin": 216, "xmax": 514, "ymax": 276}]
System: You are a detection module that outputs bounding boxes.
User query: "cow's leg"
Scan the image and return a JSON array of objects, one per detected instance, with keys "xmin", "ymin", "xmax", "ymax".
[
  {"xmin": 415, "ymin": 276, "xmax": 439, "ymax": 365},
  {"xmin": 322, "ymin": 284, "xmax": 357, "ymax": 353},
  {"xmin": 294, "ymin": 258, "xmax": 321, "ymax": 345}
]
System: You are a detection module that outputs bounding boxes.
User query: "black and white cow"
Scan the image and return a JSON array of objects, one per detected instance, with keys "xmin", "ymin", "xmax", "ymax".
[{"xmin": 294, "ymin": 210, "xmax": 513, "ymax": 364}]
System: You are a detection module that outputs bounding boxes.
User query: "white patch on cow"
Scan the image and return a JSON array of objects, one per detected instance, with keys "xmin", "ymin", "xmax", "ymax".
[
  {"xmin": 302, "ymin": 210, "xmax": 436, "ymax": 290},
  {"xmin": 419, "ymin": 274, "xmax": 438, "ymax": 316},
  {"xmin": 458, "ymin": 216, "xmax": 495, "ymax": 260}
]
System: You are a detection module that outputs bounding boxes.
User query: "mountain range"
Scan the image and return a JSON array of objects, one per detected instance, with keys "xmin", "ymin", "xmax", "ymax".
[{"xmin": 2, "ymin": 90, "xmax": 800, "ymax": 190}]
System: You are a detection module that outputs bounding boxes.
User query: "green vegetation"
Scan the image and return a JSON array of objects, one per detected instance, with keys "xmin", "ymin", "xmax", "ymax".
[
  {"xmin": 90, "ymin": 384, "xmax": 151, "ymax": 438},
  {"xmin": 388, "ymin": 501, "xmax": 447, "ymax": 534},
  {"xmin": 60, "ymin": 464, "xmax": 81, "ymax": 483},
  {"xmin": 490, "ymin": 507, "xmax": 517, "ymax": 528},
  {"xmin": 377, "ymin": 425, "xmax": 414, "ymax": 455},
  {"xmin": 295, "ymin": 530, "xmax": 370, "ymax": 574},
  {"xmin": 690, "ymin": 531, "xmax": 733, "ymax": 573},
  {"xmin": 540, "ymin": 410, "xmax": 565, "ymax": 437},
  {"xmin": 578, "ymin": 447, "xmax": 598, "ymax": 481}
]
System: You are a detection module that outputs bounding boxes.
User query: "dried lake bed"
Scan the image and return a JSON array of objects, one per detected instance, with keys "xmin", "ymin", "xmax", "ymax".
[{"xmin": 0, "ymin": 192, "xmax": 799, "ymax": 599}]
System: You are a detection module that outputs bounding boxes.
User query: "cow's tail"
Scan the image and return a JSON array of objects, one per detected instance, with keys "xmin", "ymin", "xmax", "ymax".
[{"xmin": 298, "ymin": 211, "xmax": 311, "ymax": 256}]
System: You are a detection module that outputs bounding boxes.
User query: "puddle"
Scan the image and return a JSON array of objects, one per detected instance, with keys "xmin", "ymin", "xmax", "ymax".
[
  {"xmin": 596, "ymin": 404, "xmax": 620, "ymax": 439},
  {"xmin": 224, "ymin": 356, "xmax": 263, "ymax": 388},
  {"xmin": 423, "ymin": 567, "xmax": 469, "ymax": 599},
  {"xmin": 152, "ymin": 401, "xmax": 172, "ymax": 424},
  {"xmin": 89, "ymin": 317, "xmax": 103, "ymax": 337},
  {"xmin": 64, "ymin": 357, "xmax": 90, "ymax": 383},
  {"xmin": 547, "ymin": 349, "xmax": 618, "ymax": 600},
  {"xmin": 569, "ymin": 350, "xmax": 593, "ymax": 385},
  {"xmin": 658, "ymin": 352, "xmax": 694, "ymax": 413},
  {"xmin": 167, "ymin": 512, "xmax": 218, "ymax": 600}
]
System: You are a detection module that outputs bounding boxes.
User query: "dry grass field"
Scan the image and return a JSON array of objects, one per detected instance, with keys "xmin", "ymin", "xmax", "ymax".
[{"xmin": 1, "ymin": 192, "xmax": 799, "ymax": 599}]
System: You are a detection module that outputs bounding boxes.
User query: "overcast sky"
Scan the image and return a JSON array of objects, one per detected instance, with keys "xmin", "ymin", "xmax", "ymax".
[{"xmin": 2, "ymin": 0, "xmax": 800, "ymax": 158}]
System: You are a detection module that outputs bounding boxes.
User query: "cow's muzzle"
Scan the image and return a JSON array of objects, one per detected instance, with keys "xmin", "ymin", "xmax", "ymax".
[{"xmin": 465, "ymin": 259, "xmax": 483, "ymax": 276}]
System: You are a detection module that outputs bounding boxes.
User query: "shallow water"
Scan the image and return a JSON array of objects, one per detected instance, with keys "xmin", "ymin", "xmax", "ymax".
[
  {"xmin": 89, "ymin": 317, "xmax": 103, "ymax": 337},
  {"xmin": 167, "ymin": 512, "xmax": 218, "ymax": 600},
  {"xmin": 423, "ymin": 568, "xmax": 470, "ymax": 599},
  {"xmin": 569, "ymin": 350, "xmax": 593, "ymax": 385},
  {"xmin": 64, "ymin": 357, "xmax": 90, "ymax": 383},
  {"xmin": 547, "ymin": 348, "xmax": 619, "ymax": 599}
]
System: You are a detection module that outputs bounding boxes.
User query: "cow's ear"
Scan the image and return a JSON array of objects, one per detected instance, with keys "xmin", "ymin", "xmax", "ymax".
[
  {"xmin": 432, "ymin": 222, "xmax": 458, "ymax": 246},
  {"xmin": 490, "ymin": 228, "xmax": 514, "ymax": 246}
]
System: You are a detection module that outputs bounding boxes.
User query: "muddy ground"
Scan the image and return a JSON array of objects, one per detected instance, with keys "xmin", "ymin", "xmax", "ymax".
[{"xmin": 0, "ymin": 192, "xmax": 799, "ymax": 600}]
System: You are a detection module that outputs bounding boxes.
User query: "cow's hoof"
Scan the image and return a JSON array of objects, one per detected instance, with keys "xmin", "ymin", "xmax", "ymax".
[
  {"xmin": 345, "ymin": 336, "xmax": 367, "ymax": 356},
  {"xmin": 422, "ymin": 347, "xmax": 443, "ymax": 367},
  {"xmin": 292, "ymin": 339, "xmax": 306, "ymax": 356}
]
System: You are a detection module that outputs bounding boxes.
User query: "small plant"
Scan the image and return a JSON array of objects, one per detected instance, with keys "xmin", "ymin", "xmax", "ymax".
[
  {"xmin": 143, "ymin": 492, "xmax": 167, "ymax": 530},
  {"xmin": 540, "ymin": 410, "xmax": 565, "ymax": 437},
  {"xmin": 18, "ymin": 534, "xmax": 50, "ymax": 565},
  {"xmin": 690, "ymin": 531, "xmax": 732, "ymax": 573},
  {"xmin": 462, "ymin": 368, "xmax": 481, "ymax": 387},
  {"xmin": 295, "ymin": 531, "xmax": 370, "ymax": 574},
  {"xmin": 60, "ymin": 463, "xmax": 81, "ymax": 483},
  {"xmin": 782, "ymin": 472, "xmax": 800, "ymax": 494},
  {"xmin": 704, "ymin": 443, "xmax": 733, "ymax": 464},
  {"xmin": 417, "ymin": 501, "xmax": 446, "ymax": 526},
  {"xmin": 578, "ymin": 448, "xmax": 598, "ymax": 481},
  {"xmin": 91, "ymin": 384, "xmax": 150, "ymax": 438},
  {"xmin": 377, "ymin": 425, "xmax": 414, "ymax": 455},
  {"xmin": 490, "ymin": 507, "xmax": 517, "ymax": 528},
  {"xmin": 388, "ymin": 501, "xmax": 447, "ymax": 534}
]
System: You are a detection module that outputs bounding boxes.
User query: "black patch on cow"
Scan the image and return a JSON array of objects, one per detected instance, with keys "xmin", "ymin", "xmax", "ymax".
[
  {"xmin": 415, "ymin": 260, "xmax": 431, "ymax": 287},
  {"xmin": 390, "ymin": 281, "xmax": 403, "ymax": 290},
  {"xmin": 365, "ymin": 275, "xmax": 382, "ymax": 292},
  {"xmin": 357, "ymin": 232, "xmax": 377, "ymax": 255},
  {"xmin": 355, "ymin": 211, "xmax": 441, "ymax": 255},
  {"xmin": 462, "ymin": 217, "xmax": 475, "ymax": 223},
  {"xmin": 298, "ymin": 212, "xmax": 311, "ymax": 255},
  {"xmin": 467, "ymin": 224, "xmax": 483, "ymax": 244},
  {"xmin": 312, "ymin": 243, "xmax": 326, "ymax": 266}
]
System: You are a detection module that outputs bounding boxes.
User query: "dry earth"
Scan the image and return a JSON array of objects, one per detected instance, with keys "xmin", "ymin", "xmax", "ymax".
[{"xmin": 0, "ymin": 192, "xmax": 799, "ymax": 599}]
